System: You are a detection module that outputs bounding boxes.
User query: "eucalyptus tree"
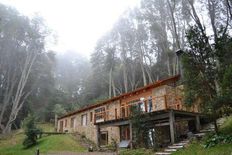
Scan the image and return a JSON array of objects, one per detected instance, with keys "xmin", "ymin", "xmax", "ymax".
[
  {"xmin": 182, "ymin": 0, "xmax": 232, "ymax": 132},
  {"xmin": 0, "ymin": 4, "xmax": 50, "ymax": 133}
]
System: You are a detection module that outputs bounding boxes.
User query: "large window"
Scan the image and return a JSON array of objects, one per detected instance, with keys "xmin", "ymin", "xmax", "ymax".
[
  {"xmin": 95, "ymin": 107, "xmax": 105, "ymax": 123},
  {"xmin": 81, "ymin": 114, "xmax": 87, "ymax": 126}
]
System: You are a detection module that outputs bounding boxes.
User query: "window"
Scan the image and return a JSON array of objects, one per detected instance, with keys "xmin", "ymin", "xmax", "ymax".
[
  {"xmin": 70, "ymin": 117, "xmax": 75, "ymax": 128},
  {"xmin": 115, "ymin": 108, "xmax": 117, "ymax": 119},
  {"xmin": 95, "ymin": 107, "xmax": 105, "ymax": 123},
  {"xmin": 90, "ymin": 112, "xmax": 93, "ymax": 122},
  {"xmin": 81, "ymin": 114, "xmax": 87, "ymax": 126}
]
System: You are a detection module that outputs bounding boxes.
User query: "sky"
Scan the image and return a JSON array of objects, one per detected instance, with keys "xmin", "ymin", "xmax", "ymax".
[{"xmin": 0, "ymin": 0, "xmax": 140, "ymax": 57}]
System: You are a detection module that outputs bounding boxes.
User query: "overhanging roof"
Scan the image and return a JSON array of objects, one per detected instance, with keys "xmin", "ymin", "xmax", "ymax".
[{"xmin": 58, "ymin": 75, "xmax": 180, "ymax": 120}]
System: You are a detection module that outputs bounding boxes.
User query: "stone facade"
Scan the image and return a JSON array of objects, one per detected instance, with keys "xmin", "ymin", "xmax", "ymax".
[{"xmin": 57, "ymin": 76, "xmax": 200, "ymax": 146}]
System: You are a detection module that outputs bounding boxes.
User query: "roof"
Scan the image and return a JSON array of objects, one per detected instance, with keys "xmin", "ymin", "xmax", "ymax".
[{"xmin": 58, "ymin": 74, "xmax": 180, "ymax": 119}]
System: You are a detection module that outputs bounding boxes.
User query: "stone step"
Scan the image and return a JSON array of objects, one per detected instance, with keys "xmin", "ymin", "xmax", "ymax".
[
  {"xmin": 180, "ymin": 140, "xmax": 190, "ymax": 143},
  {"xmin": 168, "ymin": 145, "xmax": 184, "ymax": 149},
  {"xmin": 173, "ymin": 143, "xmax": 187, "ymax": 146},
  {"xmin": 156, "ymin": 152, "xmax": 171, "ymax": 155},
  {"xmin": 194, "ymin": 133, "xmax": 206, "ymax": 137},
  {"xmin": 164, "ymin": 148, "xmax": 177, "ymax": 152},
  {"xmin": 200, "ymin": 129, "xmax": 214, "ymax": 133}
]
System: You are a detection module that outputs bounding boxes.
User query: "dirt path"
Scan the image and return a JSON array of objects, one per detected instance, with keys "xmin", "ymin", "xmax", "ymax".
[{"xmin": 43, "ymin": 152, "xmax": 116, "ymax": 155}]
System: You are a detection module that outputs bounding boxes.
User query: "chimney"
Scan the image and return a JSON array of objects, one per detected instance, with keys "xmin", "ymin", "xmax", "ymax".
[{"xmin": 175, "ymin": 49, "xmax": 184, "ymax": 77}]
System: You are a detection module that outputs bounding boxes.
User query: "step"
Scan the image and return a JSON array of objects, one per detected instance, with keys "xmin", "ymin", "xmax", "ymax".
[
  {"xmin": 156, "ymin": 152, "xmax": 171, "ymax": 155},
  {"xmin": 168, "ymin": 145, "xmax": 184, "ymax": 149},
  {"xmin": 164, "ymin": 148, "xmax": 177, "ymax": 152},
  {"xmin": 173, "ymin": 143, "xmax": 187, "ymax": 146},
  {"xmin": 200, "ymin": 129, "xmax": 214, "ymax": 133},
  {"xmin": 194, "ymin": 133, "xmax": 206, "ymax": 137},
  {"xmin": 181, "ymin": 140, "xmax": 190, "ymax": 143}
]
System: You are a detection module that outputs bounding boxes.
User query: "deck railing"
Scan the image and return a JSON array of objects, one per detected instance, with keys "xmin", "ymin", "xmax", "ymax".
[{"xmin": 94, "ymin": 94, "xmax": 198, "ymax": 123}]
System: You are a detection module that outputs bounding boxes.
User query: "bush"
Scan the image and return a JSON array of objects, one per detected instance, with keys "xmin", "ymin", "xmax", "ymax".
[
  {"xmin": 22, "ymin": 115, "xmax": 42, "ymax": 148},
  {"xmin": 203, "ymin": 134, "xmax": 232, "ymax": 148}
]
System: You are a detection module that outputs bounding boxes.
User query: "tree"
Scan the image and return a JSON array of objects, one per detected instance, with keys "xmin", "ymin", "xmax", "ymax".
[
  {"xmin": 0, "ymin": 4, "xmax": 49, "ymax": 133},
  {"xmin": 23, "ymin": 114, "xmax": 41, "ymax": 148}
]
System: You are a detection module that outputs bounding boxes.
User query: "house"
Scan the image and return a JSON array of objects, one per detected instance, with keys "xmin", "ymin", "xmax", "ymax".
[{"xmin": 57, "ymin": 75, "xmax": 202, "ymax": 148}]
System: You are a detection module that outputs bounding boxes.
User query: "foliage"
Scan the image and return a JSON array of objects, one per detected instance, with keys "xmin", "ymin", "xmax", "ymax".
[
  {"xmin": 182, "ymin": 19, "xmax": 232, "ymax": 131},
  {"xmin": 172, "ymin": 142, "xmax": 232, "ymax": 155},
  {"xmin": 173, "ymin": 116, "xmax": 232, "ymax": 155},
  {"xmin": 219, "ymin": 116, "xmax": 232, "ymax": 135},
  {"xmin": 203, "ymin": 134, "xmax": 232, "ymax": 148},
  {"xmin": 130, "ymin": 106, "xmax": 150, "ymax": 148},
  {"xmin": 0, "ymin": 3, "xmax": 53, "ymax": 133},
  {"xmin": 22, "ymin": 115, "xmax": 42, "ymax": 148}
]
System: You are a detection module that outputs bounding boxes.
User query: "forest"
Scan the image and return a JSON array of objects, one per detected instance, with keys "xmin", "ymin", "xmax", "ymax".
[{"xmin": 0, "ymin": 0, "xmax": 232, "ymax": 135}]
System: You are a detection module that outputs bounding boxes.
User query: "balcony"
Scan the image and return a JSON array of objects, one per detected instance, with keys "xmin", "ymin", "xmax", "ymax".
[{"xmin": 94, "ymin": 93, "xmax": 198, "ymax": 124}]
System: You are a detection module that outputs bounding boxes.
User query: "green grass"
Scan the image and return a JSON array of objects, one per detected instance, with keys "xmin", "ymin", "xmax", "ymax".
[
  {"xmin": 173, "ymin": 116, "xmax": 232, "ymax": 155},
  {"xmin": 120, "ymin": 148, "xmax": 154, "ymax": 155},
  {"xmin": 220, "ymin": 116, "xmax": 232, "ymax": 135},
  {"xmin": 0, "ymin": 124, "xmax": 86, "ymax": 155},
  {"xmin": 172, "ymin": 141, "xmax": 232, "ymax": 155},
  {"xmin": 37, "ymin": 123, "xmax": 55, "ymax": 132}
]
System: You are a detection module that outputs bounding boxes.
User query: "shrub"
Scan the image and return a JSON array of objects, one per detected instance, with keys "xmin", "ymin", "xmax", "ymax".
[
  {"xmin": 23, "ymin": 114, "xmax": 42, "ymax": 148},
  {"xmin": 203, "ymin": 134, "xmax": 232, "ymax": 148}
]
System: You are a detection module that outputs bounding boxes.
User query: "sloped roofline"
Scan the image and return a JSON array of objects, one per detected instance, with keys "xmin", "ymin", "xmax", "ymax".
[{"xmin": 58, "ymin": 74, "xmax": 180, "ymax": 120}]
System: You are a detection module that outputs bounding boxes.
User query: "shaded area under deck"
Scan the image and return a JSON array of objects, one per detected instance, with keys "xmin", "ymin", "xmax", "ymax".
[{"xmin": 95, "ymin": 109, "xmax": 205, "ymax": 147}]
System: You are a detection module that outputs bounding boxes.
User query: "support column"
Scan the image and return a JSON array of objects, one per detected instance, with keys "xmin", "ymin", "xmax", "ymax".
[
  {"xmin": 96, "ymin": 125, "xmax": 100, "ymax": 148},
  {"xmin": 195, "ymin": 115, "xmax": 200, "ymax": 132},
  {"xmin": 129, "ymin": 122, "xmax": 133, "ymax": 149},
  {"xmin": 169, "ymin": 110, "xmax": 176, "ymax": 144}
]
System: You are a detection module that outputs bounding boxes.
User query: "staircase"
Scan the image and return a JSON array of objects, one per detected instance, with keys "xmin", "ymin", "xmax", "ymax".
[{"xmin": 155, "ymin": 140, "xmax": 190, "ymax": 155}]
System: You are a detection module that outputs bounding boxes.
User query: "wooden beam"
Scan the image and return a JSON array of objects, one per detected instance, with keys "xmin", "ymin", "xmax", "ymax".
[
  {"xmin": 96, "ymin": 125, "xmax": 100, "ymax": 148},
  {"xmin": 155, "ymin": 122, "xmax": 170, "ymax": 127},
  {"xmin": 129, "ymin": 122, "xmax": 133, "ymax": 149},
  {"xmin": 195, "ymin": 115, "xmax": 200, "ymax": 132},
  {"xmin": 99, "ymin": 120, "xmax": 130, "ymax": 128},
  {"xmin": 169, "ymin": 110, "xmax": 176, "ymax": 144}
]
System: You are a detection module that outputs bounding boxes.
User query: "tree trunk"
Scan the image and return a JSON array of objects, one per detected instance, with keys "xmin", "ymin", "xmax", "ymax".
[{"xmin": 2, "ymin": 52, "xmax": 37, "ymax": 134}]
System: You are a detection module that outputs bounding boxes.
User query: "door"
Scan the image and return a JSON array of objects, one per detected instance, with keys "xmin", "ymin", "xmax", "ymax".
[
  {"xmin": 100, "ymin": 131, "xmax": 108, "ymax": 146},
  {"xmin": 59, "ymin": 121, "xmax": 63, "ymax": 132},
  {"xmin": 120, "ymin": 125, "xmax": 130, "ymax": 141}
]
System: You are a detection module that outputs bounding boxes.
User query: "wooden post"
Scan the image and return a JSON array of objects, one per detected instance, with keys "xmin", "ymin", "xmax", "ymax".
[
  {"xmin": 54, "ymin": 114, "xmax": 58, "ymax": 132},
  {"xmin": 36, "ymin": 148, "xmax": 39, "ymax": 155},
  {"xmin": 195, "ymin": 115, "xmax": 200, "ymax": 132},
  {"xmin": 164, "ymin": 95, "xmax": 168, "ymax": 109},
  {"xmin": 129, "ymin": 122, "xmax": 133, "ymax": 149},
  {"xmin": 96, "ymin": 125, "xmax": 100, "ymax": 148},
  {"xmin": 169, "ymin": 110, "xmax": 176, "ymax": 144}
]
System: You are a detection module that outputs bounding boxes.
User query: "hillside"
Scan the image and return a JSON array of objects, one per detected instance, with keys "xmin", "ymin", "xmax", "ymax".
[{"xmin": 0, "ymin": 124, "xmax": 86, "ymax": 155}]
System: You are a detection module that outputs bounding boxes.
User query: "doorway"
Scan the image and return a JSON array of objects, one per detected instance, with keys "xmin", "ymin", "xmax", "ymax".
[{"xmin": 120, "ymin": 125, "xmax": 130, "ymax": 141}]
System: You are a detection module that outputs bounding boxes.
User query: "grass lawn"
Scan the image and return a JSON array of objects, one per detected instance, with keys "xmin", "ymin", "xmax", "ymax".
[
  {"xmin": 120, "ymin": 148, "xmax": 154, "ymax": 155},
  {"xmin": 0, "ymin": 124, "xmax": 86, "ymax": 155},
  {"xmin": 172, "ymin": 141, "xmax": 232, "ymax": 155}
]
